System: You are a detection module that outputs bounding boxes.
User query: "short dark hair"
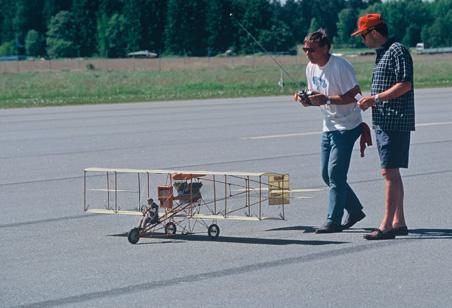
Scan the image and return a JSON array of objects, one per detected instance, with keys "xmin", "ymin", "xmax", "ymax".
[
  {"xmin": 373, "ymin": 22, "xmax": 388, "ymax": 37},
  {"xmin": 304, "ymin": 29, "xmax": 331, "ymax": 49}
]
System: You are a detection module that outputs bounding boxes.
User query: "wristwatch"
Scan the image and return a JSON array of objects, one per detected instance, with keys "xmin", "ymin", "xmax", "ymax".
[
  {"xmin": 374, "ymin": 94, "xmax": 381, "ymax": 103},
  {"xmin": 326, "ymin": 98, "xmax": 332, "ymax": 105}
]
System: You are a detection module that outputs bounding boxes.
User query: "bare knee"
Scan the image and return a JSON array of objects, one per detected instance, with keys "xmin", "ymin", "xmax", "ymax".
[{"xmin": 381, "ymin": 168, "xmax": 400, "ymax": 181}]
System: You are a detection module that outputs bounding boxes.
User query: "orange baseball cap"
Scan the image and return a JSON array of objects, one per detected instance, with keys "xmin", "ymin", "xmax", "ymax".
[{"xmin": 351, "ymin": 13, "xmax": 385, "ymax": 36}]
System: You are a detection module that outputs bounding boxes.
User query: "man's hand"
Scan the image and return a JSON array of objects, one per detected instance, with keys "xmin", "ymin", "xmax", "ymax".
[
  {"xmin": 358, "ymin": 96, "xmax": 376, "ymax": 111},
  {"xmin": 308, "ymin": 91, "xmax": 328, "ymax": 106},
  {"xmin": 294, "ymin": 92, "xmax": 311, "ymax": 107}
]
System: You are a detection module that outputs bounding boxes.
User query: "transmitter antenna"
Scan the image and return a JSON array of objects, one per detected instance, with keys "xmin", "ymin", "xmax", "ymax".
[{"xmin": 229, "ymin": 13, "xmax": 300, "ymax": 87}]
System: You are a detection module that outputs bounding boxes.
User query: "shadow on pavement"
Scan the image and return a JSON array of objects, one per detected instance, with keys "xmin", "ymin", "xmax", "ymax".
[
  {"xmin": 269, "ymin": 226, "xmax": 452, "ymax": 240},
  {"xmin": 109, "ymin": 232, "xmax": 347, "ymax": 246},
  {"xmin": 343, "ymin": 227, "xmax": 452, "ymax": 239},
  {"xmin": 265, "ymin": 225, "xmax": 317, "ymax": 233},
  {"xmin": 403, "ymin": 228, "xmax": 452, "ymax": 239}
]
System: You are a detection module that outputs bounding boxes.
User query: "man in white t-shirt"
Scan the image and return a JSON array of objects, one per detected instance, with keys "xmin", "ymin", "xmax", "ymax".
[{"xmin": 296, "ymin": 29, "xmax": 366, "ymax": 233}]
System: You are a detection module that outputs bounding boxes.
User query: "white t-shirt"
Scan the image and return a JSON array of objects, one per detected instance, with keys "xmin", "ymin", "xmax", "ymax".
[{"xmin": 306, "ymin": 54, "xmax": 362, "ymax": 132}]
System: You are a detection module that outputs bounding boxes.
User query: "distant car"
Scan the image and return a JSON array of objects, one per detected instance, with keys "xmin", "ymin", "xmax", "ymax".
[
  {"xmin": 224, "ymin": 49, "xmax": 234, "ymax": 56},
  {"xmin": 127, "ymin": 50, "xmax": 158, "ymax": 58},
  {"xmin": 415, "ymin": 42, "xmax": 452, "ymax": 55},
  {"xmin": 416, "ymin": 43, "xmax": 425, "ymax": 53}
]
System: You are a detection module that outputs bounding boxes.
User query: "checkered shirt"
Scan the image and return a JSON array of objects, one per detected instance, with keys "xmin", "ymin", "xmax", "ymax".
[{"xmin": 371, "ymin": 39, "xmax": 415, "ymax": 132}]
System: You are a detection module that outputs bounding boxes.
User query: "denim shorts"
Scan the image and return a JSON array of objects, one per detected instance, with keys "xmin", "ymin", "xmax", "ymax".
[{"xmin": 375, "ymin": 129, "xmax": 411, "ymax": 169}]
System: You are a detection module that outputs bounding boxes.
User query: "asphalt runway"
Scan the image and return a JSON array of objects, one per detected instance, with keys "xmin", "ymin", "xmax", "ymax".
[{"xmin": 1, "ymin": 88, "xmax": 452, "ymax": 307}]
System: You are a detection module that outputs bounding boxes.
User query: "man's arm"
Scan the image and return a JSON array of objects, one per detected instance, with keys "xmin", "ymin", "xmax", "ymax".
[
  {"xmin": 308, "ymin": 85, "xmax": 361, "ymax": 106},
  {"xmin": 357, "ymin": 81, "xmax": 412, "ymax": 111},
  {"xmin": 375, "ymin": 81, "xmax": 412, "ymax": 101}
]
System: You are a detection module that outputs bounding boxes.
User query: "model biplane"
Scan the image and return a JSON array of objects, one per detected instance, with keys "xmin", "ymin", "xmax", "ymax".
[{"xmin": 83, "ymin": 167, "xmax": 290, "ymax": 244}]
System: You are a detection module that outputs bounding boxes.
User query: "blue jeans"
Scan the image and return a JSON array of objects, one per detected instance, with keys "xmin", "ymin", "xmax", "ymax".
[{"xmin": 320, "ymin": 124, "xmax": 363, "ymax": 225}]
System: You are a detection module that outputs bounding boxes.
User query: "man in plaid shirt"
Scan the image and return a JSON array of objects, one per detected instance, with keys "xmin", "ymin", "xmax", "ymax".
[{"xmin": 352, "ymin": 14, "xmax": 415, "ymax": 240}]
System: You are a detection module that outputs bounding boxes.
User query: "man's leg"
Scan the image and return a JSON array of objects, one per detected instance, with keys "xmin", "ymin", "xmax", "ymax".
[
  {"xmin": 341, "ymin": 183, "xmax": 365, "ymax": 229},
  {"xmin": 326, "ymin": 130, "xmax": 358, "ymax": 224},
  {"xmin": 344, "ymin": 183, "xmax": 363, "ymax": 214},
  {"xmin": 340, "ymin": 125, "xmax": 365, "ymax": 229},
  {"xmin": 387, "ymin": 169, "xmax": 406, "ymax": 229},
  {"xmin": 379, "ymin": 168, "xmax": 405, "ymax": 231},
  {"xmin": 316, "ymin": 132, "xmax": 344, "ymax": 233},
  {"xmin": 365, "ymin": 129, "xmax": 410, "ymax": 240},
  {"xmin": 320, "ymin": 132, "xmax": 331, "ymax": 188},
  {"xmin": 316, "ymin": 133, "xmax": 344, "ymax": 233},
  {"xmin": 317, "ymin": 128, "xmax": 361, "ymax": 233}
]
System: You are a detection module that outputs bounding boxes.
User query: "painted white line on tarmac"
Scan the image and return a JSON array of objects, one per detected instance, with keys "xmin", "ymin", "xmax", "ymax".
[
  {"xmin": 416, "ymin": 121, "xmax": 452, "ymax": 127},
  {"xmin": 243, "ymin": 131, "xmax": 320, "ymax": 140},
  {"xmin": 232, "ymin": 187, "xmax": 323, "ymax": 193},
  {"xmin": 244, "ymin": 121, "xmax": 452, "ymax": 140},
  {"xmin": 290, "ymin": 188, "xmax": 324, "ymax": 193}
]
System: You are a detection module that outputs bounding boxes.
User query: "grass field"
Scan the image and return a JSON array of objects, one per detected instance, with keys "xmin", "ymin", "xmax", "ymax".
[{"xmin": 0, "ymin": 53, "xmax": 451, "ymax": 108}]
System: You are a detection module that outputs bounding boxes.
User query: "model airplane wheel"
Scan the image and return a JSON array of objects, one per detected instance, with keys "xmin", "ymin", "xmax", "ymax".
[
  {"xmin": 128, "ymin": 228, "xmax": 140, "ymax": 244},
  {"xmin": 165, "ymin": 222, "xmax": 176, "ymax": 235},
  {"xmin": 208, "ymin": 224, "xmax": 220, "ymax": 238}
]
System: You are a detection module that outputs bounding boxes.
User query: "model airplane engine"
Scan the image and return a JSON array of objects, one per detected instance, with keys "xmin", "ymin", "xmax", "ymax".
[{"xmin": 173, "ymin": 181, "xmax": 203, "ymax": 203}]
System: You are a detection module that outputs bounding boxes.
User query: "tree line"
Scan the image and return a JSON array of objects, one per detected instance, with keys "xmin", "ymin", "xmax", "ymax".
[{"xmin": 0, "ymin": 0, "xmax": 450, "ymax": 59}]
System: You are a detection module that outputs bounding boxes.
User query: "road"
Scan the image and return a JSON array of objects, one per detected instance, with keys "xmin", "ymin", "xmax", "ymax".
[{"xmin": 1, "ymin": 88, "xmax": 452, "ymax": 307}]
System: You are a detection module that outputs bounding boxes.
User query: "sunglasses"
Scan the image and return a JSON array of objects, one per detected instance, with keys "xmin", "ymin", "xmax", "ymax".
[
  {"xmin": 303, "ymin": 47, "xmax": 320, "ymax": 53},
  {"xmin": 361, "ymin": 28, "xmax": 374, "ymax": 39}
]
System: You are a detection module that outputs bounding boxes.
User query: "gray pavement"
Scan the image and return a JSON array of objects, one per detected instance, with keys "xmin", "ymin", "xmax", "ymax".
[{"xmin": 1, "ymin": 88, "xmax": 452, "ymax": 307}]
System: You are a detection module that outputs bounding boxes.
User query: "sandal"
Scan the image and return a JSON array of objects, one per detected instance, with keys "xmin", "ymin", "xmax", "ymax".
[
  {"xmin": 393, "ymin": 226, "xmax": 408, "ymax": 236},
  {"xmin": 364, "ymin": 228, "xmax": 396, "ymax": 240}
]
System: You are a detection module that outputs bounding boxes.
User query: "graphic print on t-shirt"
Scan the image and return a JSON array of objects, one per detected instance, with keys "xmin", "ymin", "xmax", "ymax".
[{"xmin": 312, "ymin": 76, "xmax": 327, "ymax": 91}]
